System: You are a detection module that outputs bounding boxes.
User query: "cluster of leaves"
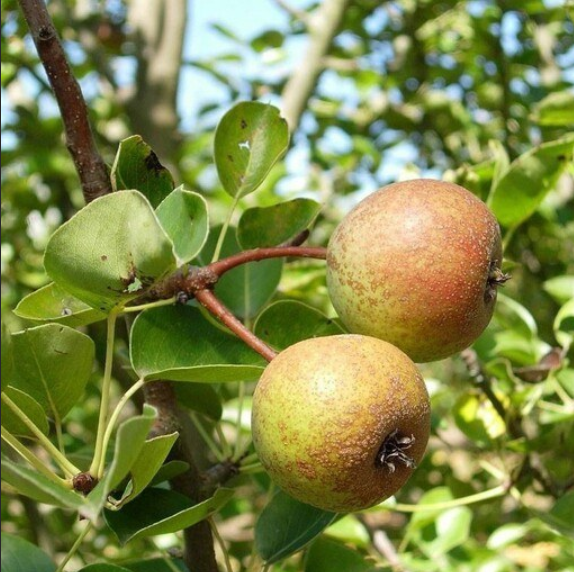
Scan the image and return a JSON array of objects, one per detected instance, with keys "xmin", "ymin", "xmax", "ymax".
[
  {"xmin": 2, "ymin": 1, "xmax": 574, "ymax": 571},
  {"xmin": 3, "ymin": 97, "xmax": 574, "ymax": 571}
]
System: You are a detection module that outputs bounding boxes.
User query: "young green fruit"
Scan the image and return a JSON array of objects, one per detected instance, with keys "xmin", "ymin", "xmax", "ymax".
[
  {"xmin": 326, "ymin": 179, "xmax": 505, "ymax": 363},
  {"xmin": 251, "ymin": 334, "xmax": 430, "ymax": 513}
]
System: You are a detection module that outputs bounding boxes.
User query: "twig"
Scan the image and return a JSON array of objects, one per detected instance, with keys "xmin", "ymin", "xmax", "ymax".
[
  {"xmin": 208, "ymin": 245, "xmax": 327, "ymax": 278},
  {"xmin": 194, "ymin": 289, "xmax": 278, "ymax": 362},
  {"xmin": 17, "ymin": 0, "xmax": 112, "ymax": 203}
]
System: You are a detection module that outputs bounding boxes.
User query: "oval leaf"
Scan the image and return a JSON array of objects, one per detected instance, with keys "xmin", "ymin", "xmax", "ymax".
[
  {"xmin": 11, "ymin": 324, "xmax": 94, "ymax": 420},
  {"xmin": 1, "ymin": 533, "xmax": 56, "ymax": 572},
  {"xmin": 111, "ymin": 135, "xmax": 174, "ymax": 208},
  {"xmin": 214, "ymin": 102, "xmax": 288, "ymax": 198},
  {"xmin": 78, "ymin": 565, "xmax": 132, "ymax": 572},
  {"xmin": 489, "ymin": 134, "xmax": 574, "ymax": 227},
  {"xmin": 237, "ymin": 198, "xmax": 321, "ymax": 249},
  {"xmin": 554, "ymin": 298, "xmax": 574, "ymax": 351},
  {"xmin": 130, "ymin": 306, "xmax": 266, "ymax": 382},
  {"xmin": 104, "ymin": 487, "xmax": 234, "ymax": 545},
  {"xmin": 254, "ymin": 300, "xmax": 344, "ymax": 351},
  {"xmin": 44, "ymin": 191, "xmax": 177, "ymax": 312},
  {"xmin": 255, "ymin": 490, "xmax": 338, "ymax": 564},
  {"xmin": 155, "ymin": 187, "xmax": 209, "ymax": 265},
  {"xmin": 1, "ymin": 387, "xmax": 49, "ymax": 438},
  {"xmin": 14, "ymin": 282, "xmax": 107, "ymax": 326}
]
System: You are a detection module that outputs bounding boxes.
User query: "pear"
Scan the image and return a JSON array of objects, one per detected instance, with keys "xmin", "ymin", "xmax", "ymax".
[
  {"xmin": 326, "ymin": 179, "xmax": 505, "ymax": 362},
  {"xmin": 251, "ymin": 334, "xmax": 430, "ymax": 513}
]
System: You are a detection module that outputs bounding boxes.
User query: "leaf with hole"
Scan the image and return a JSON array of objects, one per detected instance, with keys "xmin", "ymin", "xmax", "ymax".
[
  {"xmin": 214, "ymin": 102, "xmax": 289, "ymax": 198},
  {"xmin": 14, "ymin": 282, "xmax": 107, "ymax": 326},
  {"xmin": 44, "ymin": 191, "xmax": 177, "ymax": 312}
]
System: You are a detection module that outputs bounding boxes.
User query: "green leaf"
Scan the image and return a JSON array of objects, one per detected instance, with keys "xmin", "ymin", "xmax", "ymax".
[
  {"xmin": 174, "ymin": 383, "xmax": 223, "ymax": 420},
  {"xmin": 155, "ymin": 187, "xmax": 209, "ymax": 265},
  {"xmin": 453, "ymin": 393, "xmax": 505, "ymax": 445},
  {"xmin": 544, "ymin": 276, "xmax": 574, "ymax": 305},
  {"xmin": 548, "ymin": 491, "xmax": 574, "ymax": 536},
  {"xmin": 214, "ymin": 102, "xmax": 289, "ymax": 198},
  {"xmin": 1, "ymin": 387, "xmax": 49, "ymax": 438},
  {"xmin": 14, "ymin": 282, "xmax": 107, "ymax": 326},
  {"xmin": 111, "ymin": 135, "xmax": 174, "ymax": 208},
  {"xmin": 1, "ymin": 320, "xmax": 14, "ymax": 391},
  {"xmin": 554, "ymin": 298, "xmax": 574, "ymax": 351},
  {"xmin": 424, "ymin": 507, "xmax": 472, "ymax": 556},
  {"xmin": 494, "ymin": 294, "xmax": 538, "ymax": 339},
  {"xmin": 237, "ymin": 198, "xmax": 321, "ymax": 249},
  {"xmin": 78, "ymin": 565, "xmax": 132, "ymax": 572},
  {"xmin": 306, "ymin": 537, "xmax": 382, "ymax": 572},
  {"xmin": 130, "ymin": 306, "xmax": 265, "ymax": 382},
  {"xmin": 254, "ymin": 300, "xmax": 344, "ymax": 351},
  {"xmin": 532, "ymin": 91, "xmax": 574, "ymax": 127},
  {"xmin": 325, "ymin": 515, "xmax": 370, "ymax": 546},
  {"xmin": 489, "ymin": 135, "xmax": 574, "ymax": 227},
  {"xmin": 117, "ymin": 432, "xmax": 178, "ymax": 506},
  {"xmin": 104, "ymin": 487, "xmax": 234, "ymax": 544},
  {"xmin": 44, "ymin": 191, "xmax": 177, "ymax": 312},
  {"xmin": 149, "ymin": 461, "xmax": 190, "ymax": 487},
  {"xmin": 203, "ymin": 226, "xmax": 283, "ymax": 319},
  {"xmin": 86, "ymin": 405, "xmax": 157, "ymax": 518},
  {"xmin": 11, "ymin": 324, "xmax": 94, "ymax": 420},
  {"xmin": 0, "ymin": 533, "xmax": 56, "ymax": 572},
  {"xmin": 1, "ymin": 455, "xmax": 84, "ymax": 508},
  {"xmin": 255, "ymin": 490, "xmax": 338, "ymax": 564}
]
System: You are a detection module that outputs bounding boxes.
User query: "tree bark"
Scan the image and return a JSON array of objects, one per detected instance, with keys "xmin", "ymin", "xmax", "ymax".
[{"xmin": 127, "ymin": 0, "xmax": 187, "ymax": 162}]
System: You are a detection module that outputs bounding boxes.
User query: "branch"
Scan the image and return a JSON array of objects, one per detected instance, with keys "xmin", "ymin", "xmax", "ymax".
[
  {"xmin": 17, "ymin": 0, "xmax": 112, "ymax": 203},
  {"xmin": 194, "ymin": 290, "xmax": 278, "ymax": 362},
  {"xmin": 144, "ymin": 381, "xmax": 219, "ymax": 572},
  {"xmin": 208, "ymin": 245, "xmax": 327, "ymax": 278},
  {"xmin": 280, "ymin": 0, "xmax": 351, "ymax": 131}
]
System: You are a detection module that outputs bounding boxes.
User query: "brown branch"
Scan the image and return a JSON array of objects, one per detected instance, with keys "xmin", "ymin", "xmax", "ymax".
[
  {"xmin": 144, "ymin": 381, "xmax": 219, "ymax": 572},
  {"xmin": 17, "ymin": 0, "xmax": 112, "ymax": 203},
  {"xmin": 194, "ymin": 289, "xmax": 278, "ymax": 362},
  {"xmin": 208, "ymin": 245, "xmax": 327, "ymax": 278}
]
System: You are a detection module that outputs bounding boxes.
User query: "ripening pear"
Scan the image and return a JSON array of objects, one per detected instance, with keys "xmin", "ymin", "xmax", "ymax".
[
  {"xmin": 326, "ymin": 179, "xmax": 506, "ymax": 363},
  {"xmin": 251, "ymin": 335, "xmax": 431, "ymax": 513}
]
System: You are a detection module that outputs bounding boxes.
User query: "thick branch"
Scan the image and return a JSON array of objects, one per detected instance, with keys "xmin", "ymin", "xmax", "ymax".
[
  {"xmin": 144, "ymin": 381, "xmax": 219, "ymax": 572},
  {"xmin": 17, "ymin": 0, "xmax": 112, "ymax": 203},
  {"xmin": 280, "ymin": 0, "xmax": 351, "ymax": 131},
  {"xmin": 195, "ymin": 289, "xmax": 278, "ymax": 362}
]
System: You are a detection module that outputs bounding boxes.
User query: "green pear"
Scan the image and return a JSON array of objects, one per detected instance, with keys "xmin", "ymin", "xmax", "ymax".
[
  {"xmin": 326, "ymin": 179, "xmax": 505, "ymax": 363},
  {"xmin": 251, "ymin": 334, "xmax": 430, "ymax": 513}
]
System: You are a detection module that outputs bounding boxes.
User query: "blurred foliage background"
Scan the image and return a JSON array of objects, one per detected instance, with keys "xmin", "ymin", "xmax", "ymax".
[{"xmin": 2, "ymin": 0, "xmax": 573, "ymax": 571}]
